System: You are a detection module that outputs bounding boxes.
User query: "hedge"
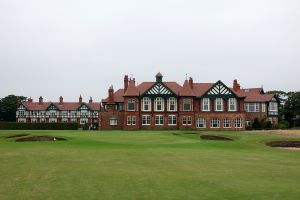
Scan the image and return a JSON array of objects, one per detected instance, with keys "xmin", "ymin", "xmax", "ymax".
[{"xmin": 0, "ymin": 122, "xmax": 79, "ymax": 130}]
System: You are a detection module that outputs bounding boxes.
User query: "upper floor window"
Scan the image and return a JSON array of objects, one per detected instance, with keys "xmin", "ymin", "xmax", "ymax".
[
  {"xmin": 128, "ymin": 99, "xmax": 135, "ymax": 111},
  {"xmin": 228, "ymin": 98, "xmax": 237, "ymax": 111},
  {"xmin": 261, "ymin": 103, "xmax": 266, "ymax": 112},
  {"xmin": 155, "ymin": 97, "xmax": 164, "ymax": 111},
  {"xmin": 142, "ymin": 97, "xmax": 151, "ymax": 111},
  {"xmin": 215, "ymin": 98, "xmax": 223, "ymax": 111},
  {"xmin": 269, "ymin": 102, "xmax": 278, "ymax": 111},
  {"xmin": 183, "ymin": 98, "xmax": 192, "ymax": 111},
  {"xmin": 168, "ymin": 97, "xmax": 177, "ymax": 111},
  {"xmin": 202, "ymin": 98, "xmax": 210, "ymax": 111},
  {"xmin": 244, "ymin": 103, "xmax": 259, "ymax": 112}
]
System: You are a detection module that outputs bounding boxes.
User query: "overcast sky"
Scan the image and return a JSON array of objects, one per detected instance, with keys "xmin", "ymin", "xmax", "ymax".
[{"xmin": 0, "ymin": 0, "xmax": 299, "ymax": 102}]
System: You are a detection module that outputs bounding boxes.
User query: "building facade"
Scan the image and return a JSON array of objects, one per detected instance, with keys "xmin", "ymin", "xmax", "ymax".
[
  {"xmin": 16, "ymin": 96, "xmax": 100, "ymax": 126},
  {"xmin": 100, "ymin": 73, "xmax": 278, "ymax": 130}
]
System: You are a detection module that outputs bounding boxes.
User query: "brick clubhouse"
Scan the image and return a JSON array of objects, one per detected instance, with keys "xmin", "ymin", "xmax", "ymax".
[{"xmin": 17, "ymin": 73, "xmax": 279, "ymax": 130}]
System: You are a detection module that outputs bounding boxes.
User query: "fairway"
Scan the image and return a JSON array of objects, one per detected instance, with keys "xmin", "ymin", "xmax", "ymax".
[{"xmin": 0, "ymin": 130, "xmax": 300, "ymax": 200}]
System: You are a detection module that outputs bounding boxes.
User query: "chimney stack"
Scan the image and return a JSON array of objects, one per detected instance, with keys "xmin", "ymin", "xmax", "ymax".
[
  {"xmin": 233, "ymin": 79, "xmax": 241, "ymax": 91},
  {"xmin": 89, "ymin": 96, "xmax": 93, "ymax": 103},
  {"xmin": 79, "ymin": 95, "xmax": 82, "ymax": 104},
  {"xmin": 28, "ymin": 97, "xmax": 33, "ymax": 103},
  {"xmin": 189, "ymin": 77, "xmax": 193, "ymax": 89},
  {"xmin": 108, "ymin": 85, "xmax": 114, "ymax": 104},
  {"xmin": 59, "ymin": 96, "xmax": 63, "ymax": 104},
  {"xmin": 124, "ymin": 75, "xmax": 129, "ymax": 93},
  {"xmin": 38, "ymin": 96, "xmax": 43, "ymax": 104}
]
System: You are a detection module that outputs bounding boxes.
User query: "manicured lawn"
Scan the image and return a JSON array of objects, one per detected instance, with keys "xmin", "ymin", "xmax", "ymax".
[{"xmin": 0, "ymin": 130, "xmax": 299, "ymax": 200}]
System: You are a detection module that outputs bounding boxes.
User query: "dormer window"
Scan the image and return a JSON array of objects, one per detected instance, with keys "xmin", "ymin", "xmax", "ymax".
[{"xmin": 215, "ymin": 98, "xmax": 223, "ymax": 111}]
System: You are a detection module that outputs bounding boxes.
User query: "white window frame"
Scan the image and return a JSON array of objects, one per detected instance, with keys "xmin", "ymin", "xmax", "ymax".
[
  {"xmin": 202, "ymin": 98, "xmax": 210, "ymax": 111},
  {"xmin": 142, "ymin": 115, "xmax": 151, "ymax": 125},
  {"xmin": 228, "ymin": 98, "xmax": 237, "ymax": 111},
  {"xmin": 155, "ymin": 115, "xmax": 164, "ymax": 125},
  {"xmin": 223, "ymin": 118, "xmax": 231, "ymax": 128},
  {"xmin": 215, "ymin": 98, "xmax": 223, "ymax": 111},
  {"xmin": 269, "ymin": 102, "xmax": 278, "ymax": 111},
  {"xmin": 182, "ymin": 116, "xmax": 192, "ymax": 125},
  {"xmin": 244, "ymin": 103, "xmax": 259, "ymax": 112},
  {"xmin": 168, "ymin": 97, "xmax": 177, "ymax": 111},
  {"xmin": 168, "ymin": 115, "xmax": 177, "ymax": 125},
  {"xmin": 142, "ymin": 97, "xmax": 151, "ymax": 111},
  {"xmin": 196, "ymin": 118, "xmax": 206, "ymax": 128},
  {"xmin": 211, "ymin": 118, "xmax": 220, "ymax": 128},
  {"xmin": 154, "ymin": 97, "xmax": 164, "ymax": 111},
  {"xmin": 110, "ymin": 118, "xmax": 117, "ymax": 126},
  {"xmin": 261, "ymin": 103, "xmax": 266, "ymax": 112},
  {"xmin": 234, "ymin": 118, "xmax": 243, "ymax": 128}
]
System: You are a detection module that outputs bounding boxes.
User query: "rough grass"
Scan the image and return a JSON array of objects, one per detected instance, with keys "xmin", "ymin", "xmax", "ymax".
[{"xmin": 0, "ymin": 130, "xmax": 300, "ymax": 200}]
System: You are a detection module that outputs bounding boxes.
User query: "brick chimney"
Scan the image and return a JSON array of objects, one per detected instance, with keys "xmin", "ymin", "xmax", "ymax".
[
  {"xmin": 189, "ymin": 77, "xmax": 193, "ymax": 89},
  {"xmin": 124, "ymin": 75, "xmax": 129, "ymax": 93},
  {"xmin": 108, "ymin": 86, "xmax": 114, "ymax": 104},
  {"xmin": 89, "ymin": 96, "xmax": 93, "ymax": 103},
  {"xmin": 79, "ymin": 95, "xmax": 82, "ymax": 104},
  {"xmin": 38, "ymin": 96, "xmax": 43, "ymax": 104},
  {"xmin": 59, "ymin": 96, "xmax": 63, "ymax": 104},
  {"xmin": 233, "ymin": 79, "xmax": 241, "ymax": 91},
  {"xmin": 28, "ymin": 97, "xmax": 33, "ymax": 103}
]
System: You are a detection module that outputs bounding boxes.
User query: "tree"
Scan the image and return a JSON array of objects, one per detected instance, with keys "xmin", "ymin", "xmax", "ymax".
[
  {"xmin": 283, "ymin": 92, "xmax": 300, "ymax": 127},
  {"xmin": 0, "ymin": 95, "xmax": 27, "ymax": 122}
]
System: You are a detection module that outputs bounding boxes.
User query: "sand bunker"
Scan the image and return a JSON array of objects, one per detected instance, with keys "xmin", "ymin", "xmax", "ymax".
[
  {"xmin": 16, "ymin": 136, "xmax": 66, "ymax": 142},
  {"xmin": 200, "ymin": 135, "xmax": 233, "ymax": 141}
]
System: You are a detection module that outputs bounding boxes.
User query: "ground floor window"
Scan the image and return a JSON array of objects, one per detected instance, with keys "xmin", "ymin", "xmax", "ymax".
[
  {"xmin": 246, "ymin": 120, "xmax": 251, "ymax": 127},
  {"xmin": 50, "ymin": 119, "xmax": 57, "ymax": 123},
  {"xmin": 142, "ymin": 115, "xmax": 151, "ymax": 125},
  {"xmin": 71, "ymin": 118, "xmax": 77, "ymax": 123},
  {"xmin": 62, "ymin": 118, "xmax": 68, "ymax": 123},
  {"xmin": 223, "ymin": 118, "xmax": 231, "ymax": 128},
  {"xmin": 234, "ymin": 118, "xmax": 242, "ymax": 128},
  {"xmin": 211, "ymin": 118, "xmax": 220, "ymax": 128},
  {"xmin": 127, "ymin": 116, "xmax": 136, "ymax": 125},
  {"xmin": 168, "ymin": 115, "xmax": 177, "ymax": 125},
  {"xmin": 110, "ymin": 118, "xmax": 117, "ymax": 126},
  {"xmin": 182, "ymin": 116, "xmax": 192, "ymax": 125},
  {"xmin": 80, "ymin": 119, "xmax": 88, "ymax": 124},
  {"xmin": 155, "ymin": 115, "xmax": 164, "ymax": 125},
  {"xmin": 196, "ymin": 118, "xmax": 206, "ymax": 128},
  {"xmin": 18, "ymin": 118, "xmax": 26, "ymax": 123}
]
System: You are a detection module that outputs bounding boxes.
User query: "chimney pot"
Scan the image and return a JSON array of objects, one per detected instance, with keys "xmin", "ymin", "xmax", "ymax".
[
  {"xmin": 38, "ymin": 96, "xmax": 43, "ymax": 104},
  {"xmin": 59, "ymin": 96, "xmax": 63, "ymax": 104}
]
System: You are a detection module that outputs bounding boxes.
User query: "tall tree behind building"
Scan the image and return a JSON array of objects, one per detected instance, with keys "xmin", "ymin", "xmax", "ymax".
[{"xmin": 0, "ymin": 95, "xmax": 27, "ymax": 121}]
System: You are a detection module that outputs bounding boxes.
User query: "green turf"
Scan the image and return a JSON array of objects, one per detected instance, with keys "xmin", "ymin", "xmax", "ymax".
[{"xmin": 0, "ymin": 130, "xmax": 299, "ymax": 200}]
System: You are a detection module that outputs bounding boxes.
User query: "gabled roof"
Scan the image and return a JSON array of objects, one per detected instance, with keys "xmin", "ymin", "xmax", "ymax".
[
  {"xmin": 21, "ymin": 102, "xmax": 100, "ymax": 111},
  {"xmin": 102, "ymin": 89, "xmax": 125, "ymax": 103},
  {"xmin": 180, "ymin": 80, "xmax": 196, "ymax": 96},
  {"xmin": 192, "ymin": 83, "xmax": 215, "ymax": 96}
]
